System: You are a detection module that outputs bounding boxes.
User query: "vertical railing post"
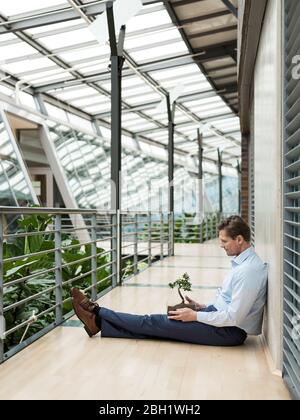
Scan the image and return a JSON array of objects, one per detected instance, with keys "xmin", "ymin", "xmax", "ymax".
[
  {"xmin": 111, "ymin": 212, "xmax": 118, "ymax": 288},
  {"xmin": 117, "ymin": 210, "xmax": 122, "ymax": 285},
  {"xmin": 160, "ymin": 211, "xmax": 163, "ymax": 260},
  {"xmin": 169, "ymin": 212, "xmax": 174, "ymax": 257},
  {"xmin": 134, "ymin": 213, "xmax": 138, "ymax": 275},
  {"xmin": 199, "ymin": 213, "xmax": 203, "ymax": 243},
  {"xmin": 0, "ymin": 214, "xmax": 5, "ymax": 363},
  {"xmin": 91, "ymin": 213, "xmax": 97, "ymax": 300},
  {"xmin": 55, "ymin": 214, "xmax": 63, "ymax": 325},
  {"xmin": 148, "ymin": 212, "xmax": 152, "ymax": 266}
]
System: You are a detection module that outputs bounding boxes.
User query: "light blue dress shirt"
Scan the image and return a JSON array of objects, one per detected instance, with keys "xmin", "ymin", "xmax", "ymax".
[{"xmin": 197, "ymin": 247, "xmax": 268, "ymax": 335}]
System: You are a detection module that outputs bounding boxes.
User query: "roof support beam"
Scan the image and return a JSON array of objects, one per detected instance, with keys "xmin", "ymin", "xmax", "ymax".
[
  {"xmin": 95, "ymin": 89, "xmax": 220, "ymax": 118},
  {"xmin": 0, "ymin": 3, "xmax": 107, "ymax": 33},
  {"xmin": 189, "ymin": 24, "xmax": 237, "ymax": 40},
  {"xmin": 162, "ymin": 0, "xmax": 237, "ymax": 116},
  {"xmin": 220, "ymin": 0, "xmax": 238, "ymax": 18},
  {"xmin": 134, "ymin": 112, "xmax": 235, "ymax": 136},
  {"xmin": 180, "ymin": 10, "xmax": 231, "ymax": 25},
  {"xmin": 172, "ymin": 0, "xmax": 206, "ymax": 7},
  {"xmin": 35, "ymin": 41, "xmax": 237, "ymax": 92}
]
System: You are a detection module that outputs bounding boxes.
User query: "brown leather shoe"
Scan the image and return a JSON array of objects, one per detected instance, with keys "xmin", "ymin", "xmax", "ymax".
[{"xmin": 71, "ymin": 288, "xmax": 100, "ymax": 337}]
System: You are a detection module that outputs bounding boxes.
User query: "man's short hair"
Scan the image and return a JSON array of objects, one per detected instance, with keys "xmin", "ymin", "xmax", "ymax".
[{"xmin": 218, "ymin": 215, "xmax": 251, "ymax": 242}]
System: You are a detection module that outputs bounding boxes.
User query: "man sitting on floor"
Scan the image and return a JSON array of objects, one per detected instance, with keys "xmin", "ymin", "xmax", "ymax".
[{"xmin": 71, "ymin": 215, "xmax": 268, "ymax": 347}]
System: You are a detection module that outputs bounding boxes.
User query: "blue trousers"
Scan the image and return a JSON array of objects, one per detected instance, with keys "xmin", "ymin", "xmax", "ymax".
[{"xmin": 98, "ymin": 305, "xmax": 247, "ymax": 347}]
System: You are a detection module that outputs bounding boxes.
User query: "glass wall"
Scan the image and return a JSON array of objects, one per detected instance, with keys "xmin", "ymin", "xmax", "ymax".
[
  {"xmin": 122, "ymin": 149, "xmax": 168, "ymax": 211},
  {"xmin": 0, "ymin": 113, "xmax": 238, "ymax": 214},
  {"xmin": 47, "ymin": 120, "xmax": 111, "ymax": 209},
  {"xmin": 205, "ymin": 175, "xmax": 239, "ymax": 214},
  {"xmin": 0, "ymin": 111, "xmax": 35, "ymax": 206}
]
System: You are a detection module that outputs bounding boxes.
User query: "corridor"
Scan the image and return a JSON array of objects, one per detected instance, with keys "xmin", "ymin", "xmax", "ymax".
[{"xmin": 0, "ymin": 242, "xmax": 290, "ymax": 400}]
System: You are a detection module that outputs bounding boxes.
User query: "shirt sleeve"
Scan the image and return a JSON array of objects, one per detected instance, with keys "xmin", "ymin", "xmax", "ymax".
[{"xmin": 196, "ymin": 268, "xmax": 260, "ymax": 327}]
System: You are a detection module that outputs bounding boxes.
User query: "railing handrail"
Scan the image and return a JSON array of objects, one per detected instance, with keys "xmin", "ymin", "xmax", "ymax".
[
  {"xmin": 0, "ymin": 206, "xmax": 114, "ymax": 215},
  {"xmin": 0, "ymin": 207, "xmax": 172, "ymax": 216}
]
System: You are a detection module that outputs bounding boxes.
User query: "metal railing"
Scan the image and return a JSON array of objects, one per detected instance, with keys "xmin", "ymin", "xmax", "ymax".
[
  {"xmin": 0, "ymin": 206, "xmax": 228, "ymax": 363},
  {"xmin": 0, "ymin": 206, "xmax": 171, "ymax": 363},
  {"xmin": 120, "ymin": 211, "xmax": 170, "ymax": 281}
]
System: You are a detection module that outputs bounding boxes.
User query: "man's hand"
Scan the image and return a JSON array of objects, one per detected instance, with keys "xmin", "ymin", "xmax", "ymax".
[
  {"xmin": 168, "ymin": 308, "xmax": 197, "ymax": 322},
  {"xmin": 185, "ymin": 295, "xmax": 206, "ymax": 311}
]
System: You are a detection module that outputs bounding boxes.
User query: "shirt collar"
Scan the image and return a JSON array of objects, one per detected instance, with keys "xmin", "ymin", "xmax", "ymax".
[{"xmin": 231, "ymin": 246, "xmax": 254, "ymax": 267}]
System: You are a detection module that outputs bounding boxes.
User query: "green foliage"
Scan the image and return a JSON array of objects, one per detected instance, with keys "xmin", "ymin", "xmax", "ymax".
[
  {"xmin": 121, "ymin": 257, "xmax": 149, "ymax": 281},
  {"xmin": 173, "ymin": 212, "xmax": 220, "ymax": 243},
  {"xmin": 2, "ymin": 212, "xmax": 111, "ymax": 354},
  {"xmin": 134, "ymin": 212, "xmax": 220, "ymax": 246},
  {"xmin": 168, "ymin": 272, "xmax": 192, "ymax": 303}
]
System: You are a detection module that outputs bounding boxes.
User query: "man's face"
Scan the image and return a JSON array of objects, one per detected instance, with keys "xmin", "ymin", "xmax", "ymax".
[{"xmin": 219, "ymin": 229, "xmax": 243, "ymax": 256}]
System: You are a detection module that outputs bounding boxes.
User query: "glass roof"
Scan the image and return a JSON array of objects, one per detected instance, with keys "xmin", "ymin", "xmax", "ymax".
[
  {"xmin": 0, "ymin": 0, "xmax": 66, "ymax": 16},
  {"xmin": 0, "ymin": 0, "xmax": 240, "ymax": 166}
]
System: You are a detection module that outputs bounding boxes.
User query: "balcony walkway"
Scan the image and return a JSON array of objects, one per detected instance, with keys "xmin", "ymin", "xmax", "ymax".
[{"xmin": 0, "ymin": 242, "xmax": 290, "ymax": 400}]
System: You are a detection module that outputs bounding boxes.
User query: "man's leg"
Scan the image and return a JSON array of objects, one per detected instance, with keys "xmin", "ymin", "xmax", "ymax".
[{"xmin": 99, "ymin": 308, "xmax": 247, "ymax": 347}]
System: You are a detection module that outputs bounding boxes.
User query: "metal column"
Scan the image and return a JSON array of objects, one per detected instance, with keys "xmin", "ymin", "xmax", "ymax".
[
  {"xmin": 217, "ymin": 148, "xmax": 223, "ymax": 215},
  {"xmin": 34, "ymin": 93, "xmax": 48, "ymax": 116},
  {"xmin": 167, "ymin": 94, "xmax": 175, "ymax": 256},
  {"xmin": 107, "ymin": 2, "xmax": 125, "ymax": 285},
  {"xmin": 236, "ymin": 160, "xmax": 241, "ymax": 215},
  {"xmin": 198, "ymin": 129, "xmax": 204, "ymax": 242}
]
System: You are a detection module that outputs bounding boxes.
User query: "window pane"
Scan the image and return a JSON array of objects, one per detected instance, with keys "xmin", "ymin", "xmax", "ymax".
[{"xmin": 0, "ymin": 114, "xmax": 34, "ymax": 206}]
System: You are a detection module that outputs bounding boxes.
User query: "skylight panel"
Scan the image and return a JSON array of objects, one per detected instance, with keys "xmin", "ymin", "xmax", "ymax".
[
  {"xmin": 58, "ymin": 45, "xmax": 109, "ymax": 63},
  {"xmin": 1, "ymin": 0, "xmax": 66, "ymax": 16},
  {"xmin": 39, "ymin": 27, "xmax": 95, "ymax": 50},
  {"xmin": 159, "ymin": 74, "xmax": 207, "ymax": 90},
  {"xmin": 130, "ymin": 40, "xmax": 188, "ymax": 63},
  {"xmin": 25, "ymin": 69, "xmax": 74, "ymax": 86},
  {"xmin": 27, "ymin": 20, "xmax": 85, "ymax": 36},
  {"xmin": 183, "ymin": 96, "xmax": 224, "ymax": 108},
  {"xmin": 83, "ymin": 104, "xmax": 111, "ymax": 113},
  {"xmin": 54, "ymin": 86, "xmax": 100, "ymax": 100},
  {"xmin": 199, "ymin": 107, "xmax": 232, "ymax": 118},
  {"xmin": 188, "ymin": 101, "xmax": 228, "ymax": 113},
  {"xmin": 71, "ymin": 96, "xmax": 109, "ymax": 107},
  {"xmin": 77, "ymin": 61, "xmax": 110, "ymax": 75},
  {"xmin": 0, "ymin": 42, "xmax": 39, "ymax": 61},
  {"xmin": 125, "ymin": 27, "xmax": 179, "ymax": 50},
  {"xmin": 0, "ymin": 33, "xmax": 16, "ymax": 42},
  {"xmin": 0, "ymin": 57, "xmax": 56, "ymax": 76},
  {"xmin": 121, "ymin": 76, "xmax": 146, "ymax": 89},
  {"xmin": 150, "ymin": 63, "xmax": 200, "ymax": 80},
  {"xmin": 125, "ymin": 91, "xmax": 162, "ymax": 105},
  {"xmin": 125, "ymin": 121, "xmax": 158, "ymax": 131},
  {"xmin": 126, "ymin": 9, "xmax": 171, "ymax": 33},
  {"xmin": 122, "ymin": 85, "xmax": 154, "ymax": 99}
]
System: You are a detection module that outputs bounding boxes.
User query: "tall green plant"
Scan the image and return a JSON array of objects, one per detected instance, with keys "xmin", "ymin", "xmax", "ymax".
[{"xmin": 2, "ymin": 212, "xmax": 111, "ymax": 353}]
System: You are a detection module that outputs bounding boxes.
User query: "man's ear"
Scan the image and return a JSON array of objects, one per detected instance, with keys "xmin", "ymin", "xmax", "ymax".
[{"xmin": 236, "ymin": 234, "xmax": 244, "ymax": 244}]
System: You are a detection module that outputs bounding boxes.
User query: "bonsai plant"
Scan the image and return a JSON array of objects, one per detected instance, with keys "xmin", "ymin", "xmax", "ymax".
[{"xmin": 167, "ymin": 272, "xmax": 196, "ymax": 313}]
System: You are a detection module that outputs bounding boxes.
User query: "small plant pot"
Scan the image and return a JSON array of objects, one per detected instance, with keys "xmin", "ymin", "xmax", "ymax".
[{"xmin": 167, "ymin": 302, "xmax": 196, "ymax": 314}]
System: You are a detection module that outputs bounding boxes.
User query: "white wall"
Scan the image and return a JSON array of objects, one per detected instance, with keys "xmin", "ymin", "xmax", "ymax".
[{"xmin": 254, "ymin": 0, "xmax": 283, "ymax": 371}]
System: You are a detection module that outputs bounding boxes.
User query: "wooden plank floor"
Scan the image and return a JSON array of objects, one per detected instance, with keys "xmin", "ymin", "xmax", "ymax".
[{"xmin": 0, "ymin": 242, "xmax": 291, "ymax": 400}]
